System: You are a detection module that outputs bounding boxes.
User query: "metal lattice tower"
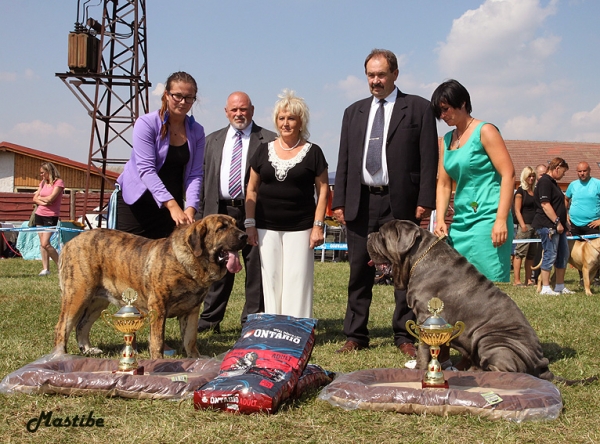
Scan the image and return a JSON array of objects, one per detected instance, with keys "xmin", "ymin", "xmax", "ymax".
[{"xmin": 56, "ymin": 0, "xmax": 151, "ymax": 227}]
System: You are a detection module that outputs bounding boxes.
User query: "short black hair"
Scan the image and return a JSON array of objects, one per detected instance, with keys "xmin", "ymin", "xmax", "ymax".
[{"xmin": 430, "ymin": 79, "xmax": 472, "ymax": 119}]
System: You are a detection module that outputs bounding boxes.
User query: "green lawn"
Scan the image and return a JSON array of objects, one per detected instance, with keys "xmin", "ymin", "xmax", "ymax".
[{"xmin": 0, "ymin": 258, "xmax": 598, "ymax": 443}]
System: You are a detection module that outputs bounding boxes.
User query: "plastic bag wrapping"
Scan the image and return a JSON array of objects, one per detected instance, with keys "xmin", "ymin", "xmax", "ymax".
[
  {"xmin": 0, "ymin": 353, "xmax": 220, "ymax": 400},
  {"xmin": 194, "ymin": 313, "xmax": 317, "ymax": 413},
  {"xmin": 293, "ymin": 364, "xmax": 335, "ymax": 398},
  {"xmin": 318, "ymin": 368, "xmax": 563, "ymax": 423}
]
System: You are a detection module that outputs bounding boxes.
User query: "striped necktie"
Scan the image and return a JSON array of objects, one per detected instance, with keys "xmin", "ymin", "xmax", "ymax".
[{"xmin": 228, "ymin": 130, "xmax": 243, "ymax": 198}]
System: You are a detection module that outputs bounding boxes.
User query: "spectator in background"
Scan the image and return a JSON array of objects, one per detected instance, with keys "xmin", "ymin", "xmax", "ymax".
[
  {"xmin": 565, "ymin": 161, "xmax": 600, "ymax": 286},
  {"xmin": 33, "ymin": 162, "xmax": 64, "ymax": 276},
  {"xmin": 530, "ymin": 163, "xmax": 548, "ymax": 284},
  {"xmin": 245, "ymin": 89, "xmax": 329, "ymax": 319},
  {"xmin": 116, "ymin": 71, "xmax": 205, "ymax": 239},
  {"xmin": 532, "ymin": 157, "xmax": 573, "ymax": 295},
  {"xmin": 536, "ymin": 164, "xmax": 547, "ymax": 180},
  {"xmin": 566, "ymin": 162, "xmax": 600, "ymax": 237},
  {"xmin": 513, "ymin": 166, "xmax": 537, "ymax": 286}
]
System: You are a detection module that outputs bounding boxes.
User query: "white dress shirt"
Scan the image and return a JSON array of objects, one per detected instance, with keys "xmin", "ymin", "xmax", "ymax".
[
  {"xmin": 219, "ymin": 124, "xmax": 252, "ymax": 199},
  {"xmin": 362, "ymin": 88, "xmax": 397, "ymax": 186}
]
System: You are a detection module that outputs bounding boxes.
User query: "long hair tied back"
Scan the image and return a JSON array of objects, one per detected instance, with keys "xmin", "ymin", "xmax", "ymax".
[{"xmin": 159, "ymin": 71, "xmax": 198, "ymax": 139}]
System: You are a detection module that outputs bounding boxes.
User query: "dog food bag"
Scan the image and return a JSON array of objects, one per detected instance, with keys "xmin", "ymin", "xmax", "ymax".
[{"xmin": 194, "ymin": 314, "xmax": 317, "ymax": 414}]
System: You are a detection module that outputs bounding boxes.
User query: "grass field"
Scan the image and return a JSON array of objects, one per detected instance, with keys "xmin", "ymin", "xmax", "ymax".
[{"xmin": 0, "ymin": 258, "xmax": 599, "ymax": 443}]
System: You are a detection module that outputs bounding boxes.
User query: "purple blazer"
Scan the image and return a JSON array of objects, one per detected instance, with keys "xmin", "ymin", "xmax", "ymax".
[{"xmin": 117, "ymin": 110, "xmax": 205, "ymax": 211}]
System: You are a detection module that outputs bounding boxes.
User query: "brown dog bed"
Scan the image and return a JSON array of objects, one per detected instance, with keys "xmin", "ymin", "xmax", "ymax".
[
  {"xmin": 0, "ymin": 354, "xmax": 220, "ymax": 400},
  {"xmin": 318, "ymin": 368, "xmax": 562, "ymax": 422}
]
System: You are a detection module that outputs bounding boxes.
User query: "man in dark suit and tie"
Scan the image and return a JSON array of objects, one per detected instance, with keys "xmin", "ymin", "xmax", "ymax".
[
  {"xmin": 332, "ymin": 49, "xmax": 438, "ymax": 356},
  {"xmin": 197, "ymin": 91, "xmax": 276, "ymax": 333}
]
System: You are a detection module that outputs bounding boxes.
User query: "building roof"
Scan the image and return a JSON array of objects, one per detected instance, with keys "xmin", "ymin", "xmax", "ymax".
[
  {"xmin": 505, "ymin": 139, "xmax": 600, "ymax": 184},
  {"xmin": 0, "ymin": 141, "xmax": 120, "ymax": 181}
]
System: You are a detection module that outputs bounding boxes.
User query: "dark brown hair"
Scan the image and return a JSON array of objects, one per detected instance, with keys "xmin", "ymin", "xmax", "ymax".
[
  {"xmin": 364, "ymin": 49, "xmax": 398, "ymax": 73},
  {"xmin": 548, "ymin": 157, "xmax": 569, "ymax": 171}
]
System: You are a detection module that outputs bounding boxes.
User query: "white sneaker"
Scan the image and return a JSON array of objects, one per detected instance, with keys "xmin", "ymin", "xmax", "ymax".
[
  {"xmin": 559, "ymin": 287, "xmax": 575, "ymax": 294},
  {"xmin": 540, "ymin": 287, "xmax": 560, "ymax": 295},
  {"xmin": 38, "ymin": 269, "xmax": 50, "ymax": 276}
]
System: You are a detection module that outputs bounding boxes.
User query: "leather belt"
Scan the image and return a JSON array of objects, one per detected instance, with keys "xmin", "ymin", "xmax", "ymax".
[
  {"xmin": 364, "ymin": 185, "xmax": 389, "ymax": 194},
  {"xmin": 220, "ymin": 199, "xmax": 244, "ymax": 207}
]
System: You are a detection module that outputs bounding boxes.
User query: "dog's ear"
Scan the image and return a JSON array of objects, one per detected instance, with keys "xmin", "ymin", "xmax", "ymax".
[
  {"xmin": 187, "ymin": 220, "xmax": 207, "ymax": 257},
  {"xmin": 386, "ymin": 220, "xmax": 421, "ymax": 257}
]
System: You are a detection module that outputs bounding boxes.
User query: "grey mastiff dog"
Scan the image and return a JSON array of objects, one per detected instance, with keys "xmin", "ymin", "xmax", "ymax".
[{"xmin": 367, "ymin": 220, "xmax": 555, "ymax": 381}]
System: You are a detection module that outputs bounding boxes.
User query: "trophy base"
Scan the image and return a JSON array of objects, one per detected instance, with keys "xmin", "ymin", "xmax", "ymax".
[
  {"xmin": 422, "ymin": 379, "xmax": 449, "ymax": 389},
  {"xmin": 113, "ymin": 366, "xmax": 144, "ymax": 375}
]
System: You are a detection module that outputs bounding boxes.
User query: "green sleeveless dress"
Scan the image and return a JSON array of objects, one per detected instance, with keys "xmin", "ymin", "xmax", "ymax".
[{"xmin": 443, "ymin": 122, "xmax": 513, "ymax": 282}]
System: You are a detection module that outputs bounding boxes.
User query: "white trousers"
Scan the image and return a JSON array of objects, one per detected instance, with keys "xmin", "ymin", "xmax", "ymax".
[{"xmin": 257, "ymin": 228, "xmax": 314, "ymax": 318}]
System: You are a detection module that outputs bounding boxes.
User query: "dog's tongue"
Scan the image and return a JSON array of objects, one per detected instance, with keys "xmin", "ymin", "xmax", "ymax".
[{"xmin": 226, "ymin": 251, "xmax": 242, "ymax": 273}]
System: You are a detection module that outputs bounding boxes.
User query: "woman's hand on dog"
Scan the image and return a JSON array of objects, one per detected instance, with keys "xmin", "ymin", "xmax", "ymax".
[{"xmin": 165, "ymin": 200, "xmax": 194, "ymax": 226}]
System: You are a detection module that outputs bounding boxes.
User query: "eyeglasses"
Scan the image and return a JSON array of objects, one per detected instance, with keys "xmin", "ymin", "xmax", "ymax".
[
  {"xmin": 167, "ymin": 92, "xmax": 196, "ymax": 104},
  {"xmin": 528, "ymin": 174, "xmax": 536, "ymax": 178}
]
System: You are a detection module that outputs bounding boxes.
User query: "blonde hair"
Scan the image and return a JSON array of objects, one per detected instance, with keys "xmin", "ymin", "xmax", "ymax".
[
  {"xmin": 519, "ymin": 166, "xmax": 536, "ymax": 191},
  {"xmin": 41, "ymin": 162, "xmax": 61, "ymax": 184},
  {"xmin": 272, "ymin": 89, "xmax": 310, "ymax": 141}
]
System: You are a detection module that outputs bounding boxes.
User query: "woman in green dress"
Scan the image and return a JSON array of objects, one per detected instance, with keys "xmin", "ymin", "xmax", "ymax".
[{"xmin": 431, "ymin": 79, "xmax": 515, "ymax": 282}]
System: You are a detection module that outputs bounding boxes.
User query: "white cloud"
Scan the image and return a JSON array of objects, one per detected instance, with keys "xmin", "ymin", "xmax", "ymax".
[
  {"xmin": 327, "ymin": 75, "xmax": 366, "ymax": 101},
  {"xmin": 571, "ymin": 103, "xmax": 600, "ymax": 128},
  {"xmin": 502, "ymin": 106, "xmax": 564, "ymax": 140},
  {"xmin": 24, "ymin": 69, "xmax": 37, "ymax": 80},
  {"xmin": 151, "ymin": 83, "xmax": 165, "ymax": 96},
  {"xmin": 0, "ymin": 72, "xmax": 17, "ymax": 82},
  {"xmin": 437, "ymin": 0, "xmax": 559, "ymax": 83}
]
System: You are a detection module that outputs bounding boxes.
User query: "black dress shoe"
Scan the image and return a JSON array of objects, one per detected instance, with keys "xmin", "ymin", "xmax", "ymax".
[
  {"xmin": 335, "ymin": 340, "xmax": 368, "ymax": 353},
  {"xmin": 197, "ymin": 323, "xmax": 221, "ymax": 334}
]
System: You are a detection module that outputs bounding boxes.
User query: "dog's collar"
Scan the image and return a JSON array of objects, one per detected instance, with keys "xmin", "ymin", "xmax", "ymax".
[{"xmin": 409, "ymin": 235, "xmax": 447, "ymax": 279}]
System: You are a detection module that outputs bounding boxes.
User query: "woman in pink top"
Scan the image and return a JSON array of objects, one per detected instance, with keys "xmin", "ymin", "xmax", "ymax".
[{"xmin": 33, "ymin": 162, "xmax": 64, "ymax": 276}]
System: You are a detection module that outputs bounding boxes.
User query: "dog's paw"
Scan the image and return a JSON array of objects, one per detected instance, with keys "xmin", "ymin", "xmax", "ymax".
[
  {"xmin": 404, "ymin": 359, "xmax": 417, "ymax": 369},
  {"xmin": 81, "ymin": 347, "xmax": 103, "ymax": 355}
]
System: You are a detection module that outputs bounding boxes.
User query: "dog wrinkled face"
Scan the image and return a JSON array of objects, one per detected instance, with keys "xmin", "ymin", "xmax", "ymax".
[{"xmin": 367, "ymin": 220, "xmax": 422, "ymax": 291}]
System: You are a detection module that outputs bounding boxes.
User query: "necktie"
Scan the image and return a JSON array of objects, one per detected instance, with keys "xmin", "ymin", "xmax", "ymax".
[
  {"xmin": 228, "ymin": 130, "xmax": 243, "ymax": 198},
  {"xmin": 366, "ymin": 99, "xmax": 386, "ymax": 175}
]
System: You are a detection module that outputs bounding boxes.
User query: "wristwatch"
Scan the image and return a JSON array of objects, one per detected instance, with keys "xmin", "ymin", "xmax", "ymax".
[
  {"xmin": 313, "ymin": 220, "xmax": 324, "ymax": 227},
  {"xmin": 554, "ymin": 217, "xmax": 561, "ymax": 226}
]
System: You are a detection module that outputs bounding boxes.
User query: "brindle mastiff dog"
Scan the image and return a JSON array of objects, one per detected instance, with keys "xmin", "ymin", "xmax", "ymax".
[
  {"xmin": 367, "ymin": 220, "xmax": 556, "ymax": 381},
  {"xmin": 53, "ymin": 214, "xmax": 246, "ymax": 359}
]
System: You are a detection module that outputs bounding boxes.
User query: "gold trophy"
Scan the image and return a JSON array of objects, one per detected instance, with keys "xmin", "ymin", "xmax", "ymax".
[
  {"xmin": 406, "ymin": 297, "xmax": 465, "ymax": 389},
  {"xmin": 101, "ymin": 288, "xmax": 156, "ymax": 374}
]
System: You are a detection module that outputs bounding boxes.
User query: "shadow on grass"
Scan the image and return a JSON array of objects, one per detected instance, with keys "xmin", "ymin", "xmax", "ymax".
[
  {"xmin": 313, "ymin": 318, "xmax": 396, "ymax": 346},
  {"xmin": 541, "ymin": 342, "xmax": 578, "ymax": 363}
]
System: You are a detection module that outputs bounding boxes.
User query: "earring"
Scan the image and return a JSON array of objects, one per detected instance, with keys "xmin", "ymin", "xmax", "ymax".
[{"xmin": 162, "ymin": 111, "xmax": 169, "ymax": 125}]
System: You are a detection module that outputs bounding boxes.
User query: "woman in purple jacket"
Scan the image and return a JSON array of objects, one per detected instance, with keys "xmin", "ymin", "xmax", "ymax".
[{"xmin": 116, "ymin": 71, "xmax": 205, "ymax": 238}]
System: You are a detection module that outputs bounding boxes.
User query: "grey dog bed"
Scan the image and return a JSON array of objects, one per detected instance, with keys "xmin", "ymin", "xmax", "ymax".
[{"xmin": 318, "ymin": 368, "xmax": 562, "ymax": 422}]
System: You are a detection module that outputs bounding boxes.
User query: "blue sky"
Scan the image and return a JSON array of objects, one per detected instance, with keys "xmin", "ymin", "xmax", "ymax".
[{"xmin": 1, "ymin": 0, "xmax": 599, "ymax": 169}]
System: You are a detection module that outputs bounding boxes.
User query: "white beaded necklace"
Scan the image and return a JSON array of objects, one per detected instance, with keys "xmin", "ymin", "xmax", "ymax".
[{"xmin": 278, "ymin": 137, "xmax": 301, "ymax": 151}]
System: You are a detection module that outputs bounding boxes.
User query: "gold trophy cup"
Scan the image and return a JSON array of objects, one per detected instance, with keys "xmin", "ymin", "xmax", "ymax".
[
  {"xmin": 101, "ymin": 288, "xmax": 156, "ymax": 374},
  {"xmin": 406, "ymin": 297, "xmax": 465, "ymax": 389}
]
